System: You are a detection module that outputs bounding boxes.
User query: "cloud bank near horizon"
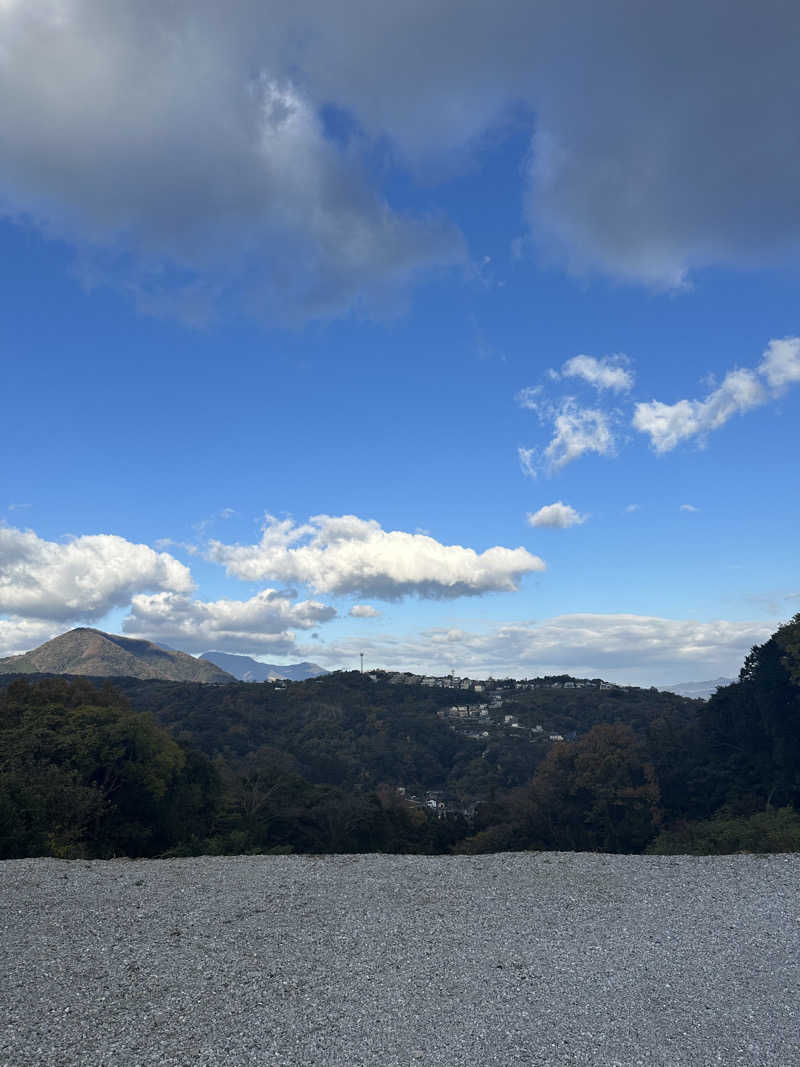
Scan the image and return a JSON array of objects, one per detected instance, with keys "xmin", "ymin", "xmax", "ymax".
[
  {"xmin": 0, "ymin": 605, "xmax": 776, "ymax": 688},
  {"xmin": 122, "ymin": 589, "xmax": 335, "ymax": 655},
  {"xmin": 0, "ymin": 520, "xmax": 787, "ymax": 683},
  {"xmin": 304, "ymin": 613, "xmax": 774, "ymax": 686}
]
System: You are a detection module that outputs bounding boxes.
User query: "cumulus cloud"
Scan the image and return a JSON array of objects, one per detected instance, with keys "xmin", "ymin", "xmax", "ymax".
[
  {"xmin": 680, "ymin": 504, "xmax": 699, "ymax": 513},
  {"xmin": 527, "ymin": 502, "xmax": 587, "ymax": 529},
  {"xmin": 208, "ymin": 513, "xmax": 544, "ymax": 600},
  {"xmin": 625, "ymin": 504, "xmax": 640, "ymax": 513},
  {"xmin": 560, "ymin": 355, "xmax": 633, "ymax": 393},
  {"xmin": 1, "ymin": 2, "xmax": 798, "ymax": 321},
  {"xmin": 634, "ymin": 336, "xmax": 800, "ymax": 452},
  {"xmin": 0, "ymin": 617, "xmax": 63, "ymax": 659},
  {"xmin": 306, "ymin": 614, "xmax": 773, "ymax": 686},
  {"xmin": 0, "ymin": 525, "xmax": 193, "ymax": 621},
  {"xmin": 349, "ymin": 604, "xmax": 381, "ymax": 618},
  {"xmin": 123, "ymin": 589, "xmax": 335, "ymax": 654},
  {"xmin": 759, "ymin": 337, "xmax": 800, "ymax": 389}
]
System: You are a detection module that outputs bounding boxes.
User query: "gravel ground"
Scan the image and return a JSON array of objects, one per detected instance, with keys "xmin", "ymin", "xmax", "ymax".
[{"xmin": 1, "ymin": 852, "xmax": 799, "ymax": 1066}]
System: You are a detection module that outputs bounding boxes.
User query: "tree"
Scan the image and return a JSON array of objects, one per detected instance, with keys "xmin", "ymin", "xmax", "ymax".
[
  {"xmin": 0, "ymin": 678, "xmax": 216, "ymax": 857},
  {"xmin": 700, "ymin": 616, "xmax": 800, "ymax": 812},
  {"xmin": 520, "ymin": 723, "xmax": 661, "ymax": 852}
]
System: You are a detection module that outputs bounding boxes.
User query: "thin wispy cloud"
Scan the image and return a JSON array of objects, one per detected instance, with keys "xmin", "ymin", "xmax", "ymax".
[
  {"xmin": 518, "ymin": 392, "xmax": 617, "ymax": 476},
  {"xmin": 517, "ymin": 352, "xmax": 630, "ymax": 475},
  {"xmin": 559, "ymin": 354, "xmax": 633, "ymax": 393},
  {"xmin": 519, "ymin": 336, "xmax": 800, "ymax": 476},
  {"xmin": 633, "ymin": 336, "xmax": 800, "ymax": 452}
]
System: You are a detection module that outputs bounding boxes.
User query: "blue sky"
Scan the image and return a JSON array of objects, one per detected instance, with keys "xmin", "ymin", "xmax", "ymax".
[{"xmin": 2, "ymin": 1, "xmax": 799, "ymax": 684}]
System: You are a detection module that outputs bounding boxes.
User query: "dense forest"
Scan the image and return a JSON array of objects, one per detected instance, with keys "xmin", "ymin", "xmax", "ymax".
[{"xmin": 2, "ymin": 614, "xmax": 799, "ymax": 858}]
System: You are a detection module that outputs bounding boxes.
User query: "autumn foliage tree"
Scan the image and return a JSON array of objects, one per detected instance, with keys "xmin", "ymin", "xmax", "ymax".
[{"xmin": 520, "ymin": 723, "xmax": 661, "ymax": 853}]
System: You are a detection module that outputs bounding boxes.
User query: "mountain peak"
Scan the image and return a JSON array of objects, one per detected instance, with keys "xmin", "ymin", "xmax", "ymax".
[
  {"xmin": 200, "ymin": 651, "xmax": 328, "ymax": 682},
  {"xmin": 0, "ymin": 628, "xmax": 234, "ymax": 683}
]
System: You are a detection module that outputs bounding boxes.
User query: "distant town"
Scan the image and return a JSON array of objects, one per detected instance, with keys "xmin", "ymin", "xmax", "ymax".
[{"xmin": 270, "ymin": 666, "xmax": 625, "ymax": 694}]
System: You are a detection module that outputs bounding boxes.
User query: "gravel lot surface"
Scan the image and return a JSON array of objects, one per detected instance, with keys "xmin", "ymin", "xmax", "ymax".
[{"xmin": 2, "ymin": 852, "xmax": 799, "ymax": 1066}]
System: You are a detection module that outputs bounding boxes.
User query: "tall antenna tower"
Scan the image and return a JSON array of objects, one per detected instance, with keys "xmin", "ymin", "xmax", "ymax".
[{"xmin": 360, "ymin": 652, "xmax": 364, "ymax": 674}]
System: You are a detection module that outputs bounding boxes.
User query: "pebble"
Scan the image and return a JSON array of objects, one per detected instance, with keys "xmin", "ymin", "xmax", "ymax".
[{"xmin": 1, "ymin": 852, "xmax": 799, "ymax": 1065}]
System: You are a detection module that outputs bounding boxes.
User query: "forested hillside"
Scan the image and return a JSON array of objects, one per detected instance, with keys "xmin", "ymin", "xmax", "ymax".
[{"xmin": 2, "ymin": 614, "xmax": 799, "ymax": 858}]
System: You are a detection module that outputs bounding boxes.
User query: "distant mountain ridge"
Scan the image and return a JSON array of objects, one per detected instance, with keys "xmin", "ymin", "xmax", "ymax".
[
  {"xmin": 658, "ymin": 677, "xmax": 734, "ymax": 700},
  {"xmin": 0, "ymin": 628, "xmax": 234, "ymax": 683},
  {"xmin": 200, "ymin": 650, "xmax": 329, "ymax": 682}
]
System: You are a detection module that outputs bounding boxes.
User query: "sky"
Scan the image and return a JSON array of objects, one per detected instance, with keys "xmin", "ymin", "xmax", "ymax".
[{"xmin": 2, "ymin": 0, "xmax": 800, "ymax": 685}]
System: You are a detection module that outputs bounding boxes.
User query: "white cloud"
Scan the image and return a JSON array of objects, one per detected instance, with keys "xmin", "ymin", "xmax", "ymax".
[
  {"xmin": 0, "ymin": 617, "xmax": 63, "ymax": 659},
  {"xmin": 208, "ymin": 513, "xmax": 545, "ymax": 600},
  {"xmin": 519, "ymin": 392, "xmax": 617, "ymax": 476},
  {"xmin": 527, "ymin": 502, "xmax": 587, "ymax": 529},
  {"xmin": 517, "ymin": 447, "xmax": 538, "ymax": 478},
  {"xmin": 758, "ymin": 336, "xmax": 800, "ymax": 389},
  {"xmin": 520, "ymin": 337, "xmax": 799, "ymax": 472},
  {"xmin": 561, "ymin": 354, "xmax": 633, "ymax": 393},
  {"xmin": 680, "ymin": 504, "xmax": 699, "ymax": 512},
  {"xmin": 518, "ymin": 356, "xmax": 623, "ymax": 476},
  {"xmin": 625, "ymin": 504, "xmax": 640, "ymax": 513},
  {"xmin": 123, "ymin": 589, "xmax": 335, "ymax": 654},
  {"xmin": 544, "ymin": 401, "xmax": 616, "ymax": 473},
  {"xmin": 349, "ymin": 604, "xmax": 381, "ymax": 618},
  {"xmin": 633, "ymin": 336, "xmax": 800, "ymax": 453},
  {"xmin": 306, "ymin": 614, "xmax": 773, "ymax": 686},
  {"xmin": 516, "ymin": 386, "xmax": 544, "ymax": 411},
  {"xmin": 633, "ymin": 367, "xmax": 766, "ymax": 452},
  {"xmin": 0, "ymin": 525, "xmax": 193, "ymax": 621}
]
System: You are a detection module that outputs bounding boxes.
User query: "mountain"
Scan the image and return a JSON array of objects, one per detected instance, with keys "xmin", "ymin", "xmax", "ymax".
[
  {"xmin": 658, "ymin": 678, "xmax": 734, "ymax": 700},
  {"xmin": 0, "ymin": 628, "xmax": 234, "ymax": 683},
  {"xmin": 200, "ymin": 650, "xmax": 329, "ymax": 682}
]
